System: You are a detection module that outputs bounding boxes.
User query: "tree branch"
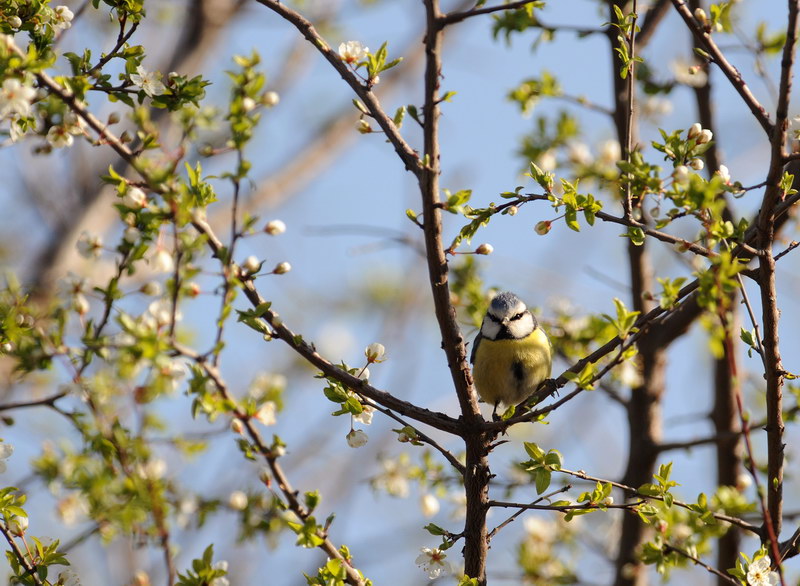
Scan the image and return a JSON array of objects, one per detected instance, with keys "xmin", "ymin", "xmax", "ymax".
[
  {"xmin": 669, "ymin": 0, "xmax": 773, "ymax": 136},
  {"xmin": 439, "ymin": 0, "xmax": 543, "ymax": 27}
]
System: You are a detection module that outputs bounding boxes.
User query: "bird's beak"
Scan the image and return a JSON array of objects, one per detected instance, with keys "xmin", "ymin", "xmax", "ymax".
[{"xmin": 500, "ymin": 317, "xmax": 509, "ymax": 326}]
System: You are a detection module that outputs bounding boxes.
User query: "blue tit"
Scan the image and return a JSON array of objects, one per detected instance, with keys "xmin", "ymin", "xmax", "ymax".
[{"xmin": 470, "ymin": 291, "xmax": 552, "ymax": 413}]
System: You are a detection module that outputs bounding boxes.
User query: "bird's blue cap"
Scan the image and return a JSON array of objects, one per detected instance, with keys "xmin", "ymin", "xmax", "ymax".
[{"xmin": 490, "ymin": 291, "xmax": 523, "ymax": 313}]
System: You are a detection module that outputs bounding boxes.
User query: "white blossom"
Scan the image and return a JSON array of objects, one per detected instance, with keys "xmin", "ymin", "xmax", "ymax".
[
  {"xmin": 641, "ymin": 96, "xmax": 673, "ymax": 120},
  {"xmin": 375, "ymin": 457, "xmax": 409, "ymax": 497},
  {"xmin": 52, "ymin": 6, "xmax": 74, "ymax": 31},
  {"xmin": 64, "ymin": 112, "xmax": 86, "ymax": 135},
  {"xmin": 538, "ymin": 150, "xmax": 557, "ymax": 171},
  {"xmin": 746, "ymin": 556, "xmax": 779, "ymax": 586},
  {"xmin": 241, "ymin": 97, "xmax": 256, "ymax": 112},
  {"xmin": 148, "ymin": 299, "xmax": 181, "ymax": 327},
  {"xmin": 346, "ymin": 429, "xmax": 368, "ymax": 448},
  {"xmin": 599, "ymin": 139, "xmax": 621, "ymax": 165},
  {"xmin": 420, "ymin": 493, "xmax": 440, "ymax": 517},
  {"xmin": 0, "ymin": 442, "xmax": 13, "ymax": 473},
  {"xmin": 475, "ymin": 243, "xmax": 493, "ymax": 255},
  {"xmin": 415, "ymin": 548, "xmax": 451, "ymax": 579},
  {"xmin": 142, "ymin": 458, "xmax": 167, "ymax": 480},
  {"xmin": 0, "ymin": 78, "xmax": 36, "ymax": 118},
  {"xmin": 8, "ymin": 16, "xmax": 21, "ymax": 29},
  {"xmin": 210, "ymin": 560, "xmax": 230, "ymax": 586},
  {"xmin": 338, "ymin": 40, "xmax": 369, "ymax": 64},
  {"xmin": 73, "ymin": 293, "xmax": 89, "ymax": 315},
  {"xmin": 353, "ymin": 405, "xmax": 374, "ymax": 425},
  {"xmin": 150, "ymin": 248, "xmax": 174, "ymax": 273},
  {"xmin": 46, "ymin": 125, "xmax": 73, "ymax": 148},
  {"xmin": 568, "ymin": 142, "xmax": 592, "ymax": 166},
  {"xmin": 249, "ymin": 373, "xmax": 287, "ymax": 399},
  {"xmin": 717, "ymin": 164, "xmax": 731, "ymax": 184},
  {"xmin": 76, "ymin": 231, "xmax": 103, "ymax": 258},
  {"xmin": 228, "ymin": 490, "xmax": 248, "ymax": 511},
  {"xmin": 57, "ymin": 493, "xmax": 88, "ymax": 525},
  {"xmin": 130, "ymin": 66, "xmax": 167, "ymax": 97},
  {"xmin": 255, "ymin": 401, "xmax": 277, "ymax": 426},
  {"xmin": 697, "ymin": 128, "xmax": 713, "ymax": 144},
  {"xmin": 273, "ymin": 261, "xmax": 291, "ymax": 274}
]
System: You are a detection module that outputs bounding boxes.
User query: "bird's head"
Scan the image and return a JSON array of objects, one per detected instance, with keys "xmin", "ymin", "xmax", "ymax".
[{"xmin": 480, "ymin": 291, "xmax": 536, "ymax": 340}]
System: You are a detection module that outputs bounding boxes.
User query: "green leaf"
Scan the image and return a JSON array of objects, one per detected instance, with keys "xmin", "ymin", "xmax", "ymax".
[{"xmin": 535, "ymin": 468, "xmax": 551, "ymax": 494}]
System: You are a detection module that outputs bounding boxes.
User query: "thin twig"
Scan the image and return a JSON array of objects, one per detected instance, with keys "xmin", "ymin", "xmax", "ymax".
[
  {"xmin": 0, "ymin": 523, "xmax": 43, "ymax": 586},
  {"xmin": 557, "ymin": 467, "xmax": 759, "ymax": 533},
  {"xmin": 439, "ymin": 0, "xmax": 543, "ymax": 26},
  {"xmin": 178, "ymin": 345, "xmax": 367, "ymax": 586},
  {"xmin": 662, "ymin": 543, "xmax": 740, "ymax": 585},
  {"xmin": 487, "ymin": 485, "xmax": 571, "ymax": 540}
]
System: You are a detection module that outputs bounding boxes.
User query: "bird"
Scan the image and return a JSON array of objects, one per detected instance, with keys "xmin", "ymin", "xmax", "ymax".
[{"xmin": 470, "ymin": 291, "xmax": 553, "ymax": 416}]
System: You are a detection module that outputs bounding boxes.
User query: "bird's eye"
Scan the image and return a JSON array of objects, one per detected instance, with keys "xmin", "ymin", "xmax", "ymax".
[{"xmin": 511, "ymin": 312, "xmax": 523, "ymax": 321}]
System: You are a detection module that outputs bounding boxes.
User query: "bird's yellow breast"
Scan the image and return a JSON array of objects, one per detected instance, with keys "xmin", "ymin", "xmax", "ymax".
[{"xmin": 472, "ymin": 328, "xmax": 552, "ymax": 407}]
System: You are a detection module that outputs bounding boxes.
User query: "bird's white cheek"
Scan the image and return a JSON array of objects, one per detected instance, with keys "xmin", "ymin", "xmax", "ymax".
[{"xmin": 481, "ymin": 320, "xmax": 501, "ymax": 340}]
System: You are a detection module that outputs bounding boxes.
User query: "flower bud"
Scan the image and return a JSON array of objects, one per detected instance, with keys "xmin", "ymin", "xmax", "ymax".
[
  {"xmin": 228, "ymin": 490, "xmax": 248, "ymax": 511},
  {"xmin": 273, "ymin": 261, "xmax": 291, "ymax": 274},
  {"xmin": 8, "ymin": 516, "xmax": 27, "ymax": 536},
  {"xmin": 475, "ymin": 243, "xmax": 493, "ymax": 255},
  {"xmin": 694, "ymin": 7, "xmax": 708, "ymax": 24},
  {"xmin": 697, "ymin": 129, "xmax": 713, "ymax": 144},
  {"xmin": 672, "ymin": 165, "xmax": 690, "ymax": 184},
  {"xmin": 688, "ymin": 158, "xmax": 704, "ymax": 170},
  {"xmin": 365, "ymin": 343, "xmax": 386, "ymax": 363},
  {"xmin": 242, "ymin": 256, "xmax": 261, "ymax": 274},
  {"xmin": 140, "ymin": 281, "xmax": 162, "ymax": 296},
  {"xmin": 264, "ymin": 219, "xmax": 286, "ymax": 235},
  {"xmin": 263, "ymin": 91, "xmax": 280, "ymax": 107},
  {"xmin": 356, "ymin": 119, "xmax": 372, "ymax": 134},
  {"xmin": 687, "ymin": 123, "xmax": 702, "ymax": 140},
  {"xmin": 123, "ymin": 226, "xmax": 141, "ymax": 244},
  {"xmin": 122, "ymin": 187, "xmax": 147, "ymax": 209},
  {"xmin": 346, "ymin": 429, "xmax": 368, "ymax": 448},
  {"xmin": 534, "ymin": 220, "xmax": 552, "ymax": 235}
]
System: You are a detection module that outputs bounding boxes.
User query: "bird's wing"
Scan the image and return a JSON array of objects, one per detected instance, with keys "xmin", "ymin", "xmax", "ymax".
[{"xmin": 470, "ymin": 331, "xmax": 483, "ymax": 364}]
